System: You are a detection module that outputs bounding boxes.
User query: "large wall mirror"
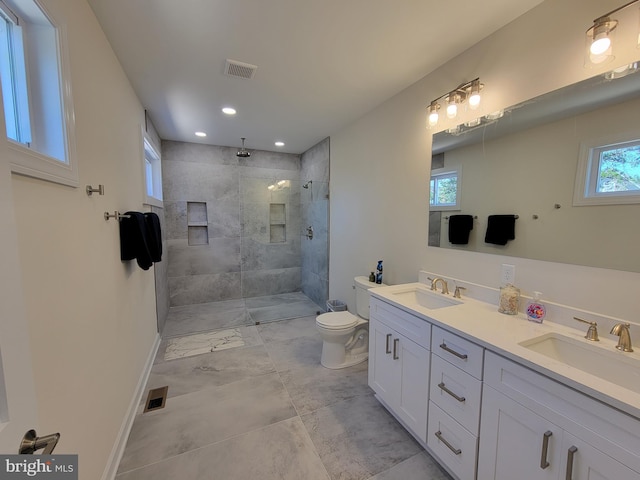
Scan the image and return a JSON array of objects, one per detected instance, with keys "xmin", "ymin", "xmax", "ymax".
[{"xmin": 429, "ymin": 64, "xmax": 640, "ymax": 273}]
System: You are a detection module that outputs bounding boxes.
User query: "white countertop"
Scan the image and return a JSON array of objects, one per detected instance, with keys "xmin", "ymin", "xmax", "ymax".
[{"xmin": 370, "ymin": 283, "xmax": 640, "ymax": 420}]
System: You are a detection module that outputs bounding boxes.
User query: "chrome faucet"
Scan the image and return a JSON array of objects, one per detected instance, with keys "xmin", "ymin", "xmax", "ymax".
[
  {"xmin": 429, "ymin": 277, "xmax": 449, "ymax": 295},
  {"xmin": 610, "ymin": 323, "xmax": 633, "ymax": 352}
]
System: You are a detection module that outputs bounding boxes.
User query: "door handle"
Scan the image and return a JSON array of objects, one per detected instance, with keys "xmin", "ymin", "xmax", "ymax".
[
  {"xmin": 19, "ymin": 429, "xmax": 60, "ymax": 454},
  {"xmin": 565, "ymin": 445, "xmax": 578, "ymax": 480},
  {"xmin": 393, "ymin": 338, "xmax": 399, "ymax": 360},
  {"xmin": 540, "ymin": 431, "xmax": 552, "ymax": 469},
  {"xmin": 385, "ymin": 334, "xmax": 392, "ymax": 354},
  {"xmin": 437, "ymin": 382, "xmax": 466, "ymax": 403}
]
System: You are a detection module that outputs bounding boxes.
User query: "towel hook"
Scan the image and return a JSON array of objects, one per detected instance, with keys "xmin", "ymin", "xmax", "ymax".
[
  {"xmin": 104, "ymin": 211, "xmax": 131, "ymax": 221},
  {"xmin": 86, "ymin": 184, "xmax": 104, "ymax": 196}
]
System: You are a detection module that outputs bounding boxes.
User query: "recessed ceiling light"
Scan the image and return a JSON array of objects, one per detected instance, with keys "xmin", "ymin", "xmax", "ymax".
[
  {"xmin": 275, "ymin": 141, "xmax": 285, "ymax": 147},
  {"xmin": 222, "ymin": 107, "xmax": 236, "ymax": 115},
  {"xmin": 195, "ymin": 131, "xmax": 207, "ymax": 137}
]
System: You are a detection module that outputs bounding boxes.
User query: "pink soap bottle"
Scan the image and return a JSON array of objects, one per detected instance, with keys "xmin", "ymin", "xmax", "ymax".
[{"xmin": 526, "ymin": 291, "xmax": 546, "ymax": 323}]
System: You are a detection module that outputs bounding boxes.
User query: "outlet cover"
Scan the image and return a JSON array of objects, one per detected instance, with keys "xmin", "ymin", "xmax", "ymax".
[{"xmin": 501, "ymin": 264, "xmax": 516, "ymax": 285}]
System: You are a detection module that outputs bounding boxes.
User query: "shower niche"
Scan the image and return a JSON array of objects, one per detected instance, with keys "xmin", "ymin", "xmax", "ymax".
[
  {"xmin": 187, "ymin": 201, "xmax": 208, "ymax": 246},
  {"xmin": 269, "ymin": 203, "xmax": 286, "ymax": 243}
]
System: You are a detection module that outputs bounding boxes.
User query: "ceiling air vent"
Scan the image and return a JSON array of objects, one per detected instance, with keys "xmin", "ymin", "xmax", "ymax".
[{"xmin": 224, "ymin": 59, "xmax": 258, "ymax": 80}]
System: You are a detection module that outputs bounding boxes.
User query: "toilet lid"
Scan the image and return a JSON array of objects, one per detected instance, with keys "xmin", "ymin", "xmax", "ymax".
[{"xmin": 316, "ymin": 311, "xmax": 358, "ymax": 329}]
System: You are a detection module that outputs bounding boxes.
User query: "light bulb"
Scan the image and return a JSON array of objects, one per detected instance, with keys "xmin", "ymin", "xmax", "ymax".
[
  {"xmin": 446, "ymin": 103, "xmax": 458, "ymax": 119},
  {"xmin": 468, "ymin": 80, "xmax": 482, "ymax": 109},
  {"xmin": 469, "ymin": 92, "xmax": 481, "ymax": 109},
  {"xmin": 428, "ymin": 111, "xmax": 439, "ymax": 126},
  {"xmin": 591, "ymin": 34, "xmax": 611, "ymax": 55}
]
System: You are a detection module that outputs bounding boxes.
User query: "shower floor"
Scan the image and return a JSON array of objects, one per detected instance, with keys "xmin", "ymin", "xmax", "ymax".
[{"xmin": 163, "ymin": 292, "xmax": 323, "ymax": 339}]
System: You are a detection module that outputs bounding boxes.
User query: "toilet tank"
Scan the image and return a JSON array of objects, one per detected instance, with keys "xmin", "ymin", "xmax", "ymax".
[{"xmin": 354, "ymin": 276, "xmax": 383, "ymax": 319}]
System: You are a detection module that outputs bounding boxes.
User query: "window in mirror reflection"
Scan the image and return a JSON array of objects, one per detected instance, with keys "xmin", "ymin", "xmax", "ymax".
[
  {"xmin": 575, "ymin": 136, "xmax": 640, "ymax": 206},
  {"xmin": 594, "ymin": 141, "xmax": 640, "ymax": 194},
  {"xmin": 430, "ymin": 166, "xmax": 461, "ymax": 210}
]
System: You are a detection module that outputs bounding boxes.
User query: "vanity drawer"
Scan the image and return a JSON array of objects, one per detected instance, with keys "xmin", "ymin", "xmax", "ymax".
[
  {"xmin": 432, "ymin": 326, "xmax": 484, "ymax": 379},
  {"xmin": 430, "ymin": 354, "xmax": 482, "ymax": 435},
  {"xmin": 370, "ymin": 297, "xmax": 431, "ymax": 349},
  {"xmin": 427, "ymin": 401, "xmax": 478, "ymax": 480}
]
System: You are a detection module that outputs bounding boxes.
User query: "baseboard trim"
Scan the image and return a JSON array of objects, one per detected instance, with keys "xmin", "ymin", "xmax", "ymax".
[{"xmin": 101, "ymin": 333, "xmax": 161, "ymax": 480}]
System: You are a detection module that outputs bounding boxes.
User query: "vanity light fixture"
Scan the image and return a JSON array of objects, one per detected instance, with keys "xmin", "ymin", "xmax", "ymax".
[
  {"xmin": 586, "ymin": 0, "xmax": 640, "ymax": 66},
  {"xmin": 426, "ymin": 78, "xmax": 484, "ymax": 128}
]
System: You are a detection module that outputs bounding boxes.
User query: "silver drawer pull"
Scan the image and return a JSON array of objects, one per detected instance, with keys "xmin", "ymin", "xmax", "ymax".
[
  {"xmin": 439, "ymin": 342, "xmax": 468, "ymax": 360},
  {"xmin": 540, "ymin": 431, "xmax": 552, "ymax": 469},
  {"xmin": 393, "ymin": 338, "xmax": 399, "ymax": 360},
  {"xmin": 565, "ymin": 445, "xmax": 578, "ymax": 480},
  {"xmin": 385, "ymin": 334, "xmax": 392, "ymax": 354},
  {"xmin": 434, "ymin": 430, "xmax": 461, "ymax": 455},
  {"xmin": 437, "ymin": 382, "xmax": 466, "ymax": 403}
]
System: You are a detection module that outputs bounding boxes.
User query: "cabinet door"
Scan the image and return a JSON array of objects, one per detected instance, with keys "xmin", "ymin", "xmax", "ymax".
[
  {"xmin": 369, "ymin": 317, "xmax": 400, "ymax": 406},
  {"xmin": 396, "ymin": 334, "xmax": 429, "ymax": 442},
  {"xmin": 478, "ymin": 385, "xmax": 562, "ymax": 480},
  {"xmin": 560, "ymin": 433, "xmax": 640, "ymax": 480}
]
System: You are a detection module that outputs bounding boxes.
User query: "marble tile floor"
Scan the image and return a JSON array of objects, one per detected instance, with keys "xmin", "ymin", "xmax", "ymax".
[{"xmin": 116, "ymin": 295, "xmax": 452, "ymax": 480}]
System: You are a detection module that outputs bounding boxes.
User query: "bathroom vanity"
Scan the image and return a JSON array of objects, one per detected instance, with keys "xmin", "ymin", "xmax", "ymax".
[{"xmin": 368, "ymin": 277, "xmax": 640, "ymax": 480}]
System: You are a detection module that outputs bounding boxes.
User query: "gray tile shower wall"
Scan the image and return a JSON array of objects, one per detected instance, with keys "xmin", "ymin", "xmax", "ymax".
[
  {"xmin": 162, "ymin": 140, "xmax": 304, "ymax": 306},
  {"xmin": 300, "ymin": 138, "xmax": 330, "ymax": 309}
]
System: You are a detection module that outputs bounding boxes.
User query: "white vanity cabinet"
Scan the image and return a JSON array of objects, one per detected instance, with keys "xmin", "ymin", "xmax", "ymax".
[
  {"xmin": 368, "ymin": 297, "xmax": 430, "ymax": 442},
  {"xmin": 427, "ymin": 326, "xmax": 484, "ymax": 480},
  {"xmin": 478, "ymin": 352, "xmax": 640, "ymax": 480}
]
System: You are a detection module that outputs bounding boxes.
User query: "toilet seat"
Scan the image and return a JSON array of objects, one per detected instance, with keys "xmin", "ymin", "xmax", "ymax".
[{"xmin": 316, "ymin": 311, "xmax": 358, "ymax": 330}]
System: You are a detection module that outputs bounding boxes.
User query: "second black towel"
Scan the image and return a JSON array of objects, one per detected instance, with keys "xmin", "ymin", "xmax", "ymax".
[{"xmin": 485, "ymin": 215, "xmax": 517, "ymax": 245}]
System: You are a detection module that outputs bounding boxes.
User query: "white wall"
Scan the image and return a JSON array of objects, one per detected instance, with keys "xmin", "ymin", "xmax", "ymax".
[
  {"xmin": 330, "ymin": 0, "xmax": 640, "ymax": 324},
  {"xmin": 7, "ymin": 1, "xmax": 158, "ymax": 477}
]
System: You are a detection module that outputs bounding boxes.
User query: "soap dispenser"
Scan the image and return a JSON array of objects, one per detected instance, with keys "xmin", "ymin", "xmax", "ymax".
[{"xmin": 526, "ymin": 291, "xmax": 546, "ymax": 323}]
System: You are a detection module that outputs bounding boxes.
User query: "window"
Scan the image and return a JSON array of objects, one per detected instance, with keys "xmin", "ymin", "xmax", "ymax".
[
  {"xmin": 0, "ymin": 0, "xmax": 77, "ymax": 186},
  {"xmin": 430, "ymin": 166, "xmax": 461, "ymax": 211},
  {"xmin": 574, "ymin": 135, "xmax": 640, "ymax": 206},
  {"xmin": 142, "ymin": 119, "xmax": 163, "ymax": 206}
]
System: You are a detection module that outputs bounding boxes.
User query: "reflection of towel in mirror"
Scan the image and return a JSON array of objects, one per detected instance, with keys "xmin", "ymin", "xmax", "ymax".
[
  {"xmin": 448, "ymin": 215, "xmax": 474, "ymax": 244},
  {"xmin": 144, "ymin": 212, "xmax": 163, "ymax": 262},
  {"xmin": 485, "ymin": 215, "xmax": 517, "ymax": 245},
  {"xmin": 120, "ymin": 212, "xmax": 153, "ymax": 270}
]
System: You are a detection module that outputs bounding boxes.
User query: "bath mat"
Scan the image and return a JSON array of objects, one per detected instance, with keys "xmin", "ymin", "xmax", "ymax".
[{"xmin": 164, "ymin": 328, "xmax": 245, "ymax": 360}]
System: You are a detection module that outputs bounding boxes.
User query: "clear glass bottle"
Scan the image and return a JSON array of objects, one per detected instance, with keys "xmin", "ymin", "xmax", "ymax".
[{"xmin": 498, "ymin": 284, "xmax": 520, "ymax": 315}]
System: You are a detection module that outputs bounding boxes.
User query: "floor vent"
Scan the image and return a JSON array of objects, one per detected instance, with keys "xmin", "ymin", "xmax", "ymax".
[
  {"xmin": 144, "ymin": 386, "xmax": 168, "ymax": 413},
  {"xmin": 224, "ymin": 59, "xmax": 258, "ymax": 79}
]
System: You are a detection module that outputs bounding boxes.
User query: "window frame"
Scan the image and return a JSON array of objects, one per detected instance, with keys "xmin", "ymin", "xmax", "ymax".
[
  {"xmin": 573, "ymin": 132, "xmax": 640, "ymax": 206},
  {"xmin": 141, "ymin": 125, "xmax": 163, "ymax": 207},
  {"xmin": 2, "ymin": 0, "xmax": 78, "ymax": 187},
  {"xmin": 429, "ymin": 165, "xmax": 462, "ymax": 211}
]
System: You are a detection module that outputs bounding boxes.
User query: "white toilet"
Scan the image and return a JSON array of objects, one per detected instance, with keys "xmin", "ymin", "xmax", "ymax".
[{"xmin": 316, "ymin": 276, "xmax": 384, "ymax": 369}]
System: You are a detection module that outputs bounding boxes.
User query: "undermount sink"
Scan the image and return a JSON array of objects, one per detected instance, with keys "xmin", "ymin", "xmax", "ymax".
[
  {"xmin": 519, "ymin": 332, "xmax": 640, "ymax": 394},
  {"xmin": 391, "ymin": 286, "xmax": 463, "ymax": 310}
]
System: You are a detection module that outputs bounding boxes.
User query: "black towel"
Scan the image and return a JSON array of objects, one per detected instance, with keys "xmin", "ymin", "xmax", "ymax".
[
  {"xmin": 144, "ymin": 212, "xmax": 163, "ymax": 262},
  {"xmin": 119, "ymin": 212, "xmax": 153, "ymax": 270},
  {"xmin": 484, "ymin": 215, "xmax": 517, "ymax": 245},
  {"xmin": 448, "ymin": 215, "xmax": 474, "ymax": 244}
]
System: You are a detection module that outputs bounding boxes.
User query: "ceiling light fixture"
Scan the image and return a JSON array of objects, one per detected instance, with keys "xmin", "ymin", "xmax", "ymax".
[
  {"xmin": 426, "ymin": 78, "xmax": 484, "ymax": 128},
  {"xmin": 236, "ymin": 137, "xmax": 251, "ymax": 158},
  {"xmin": 586, "ymin": 0, "xmax": 639, "ymax": 66},
  {"xmin": 222, "ymin": 107, "xmax": 237, "ymax": 115},
  {"xmin": 275, "ymin": 141, "xmax": 285, "ymax": 147},
  {"xmin": 195, "ymin": 131, "xmax": 207, "ymax": 137}
]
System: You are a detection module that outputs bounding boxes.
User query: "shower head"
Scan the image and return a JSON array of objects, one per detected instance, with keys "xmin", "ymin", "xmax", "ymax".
[
  {"xmin": 237, "ymin": 137, "xmax": 251, "ymax": 158},
  {"xmin": 303, "ymin": 181, "xmax": 312, "ymax": 189}
]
